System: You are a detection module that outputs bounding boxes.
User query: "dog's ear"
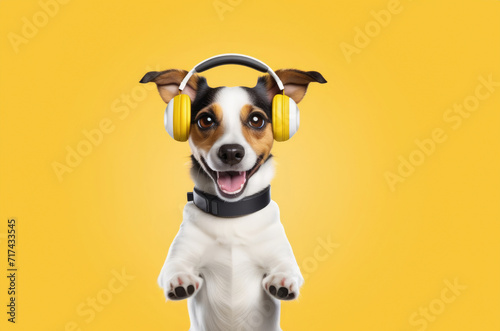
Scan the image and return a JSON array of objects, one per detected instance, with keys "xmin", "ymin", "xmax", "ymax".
[
  {"xmin": 140, "ymin": 69, "xmax": 199, "ymax": 103},
  {"xmin": 261, "ymin": 69, "xmax": 327, "ymax": 104}
]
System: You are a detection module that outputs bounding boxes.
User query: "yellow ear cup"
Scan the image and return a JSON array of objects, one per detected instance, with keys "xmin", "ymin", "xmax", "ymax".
[
  {"xmin": 172, "ymin": 94, "xmax": 191, "ymax": 142},
  {"xmin": 272, "ymin": 94, "xmax": 290, "ymax": 141}
]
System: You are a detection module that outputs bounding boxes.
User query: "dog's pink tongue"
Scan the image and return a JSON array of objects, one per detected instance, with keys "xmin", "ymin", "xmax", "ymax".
[{"xmin": 217, "ymin": 171, "xmax": 246, "ymax": 193}]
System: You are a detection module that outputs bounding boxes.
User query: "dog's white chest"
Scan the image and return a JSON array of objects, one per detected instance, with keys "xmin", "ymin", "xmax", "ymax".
[
  {"xmin": 184, "ymin": 202, "xmax": 283, "ymax": 331},
  {"xmin": 159, "ymin": 200, "xmax": 300, "ymax": 331}
]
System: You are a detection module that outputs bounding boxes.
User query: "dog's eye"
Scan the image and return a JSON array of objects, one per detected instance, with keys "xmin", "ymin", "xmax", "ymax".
[
  {"xmin": 197, "ymin": 115, "xmax": 215, "ymax": 129},
  {"xmin": 248, "ymin": 114, "xmax": 265, "ymax": 129}
]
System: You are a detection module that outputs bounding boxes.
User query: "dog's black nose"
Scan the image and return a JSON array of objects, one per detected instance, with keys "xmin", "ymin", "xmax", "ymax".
[{"xmin": 218, "ymin": 144, "xmax": 245, "ymax": 165}]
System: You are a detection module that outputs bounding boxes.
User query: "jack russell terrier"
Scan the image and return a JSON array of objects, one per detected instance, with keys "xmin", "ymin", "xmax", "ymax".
[{"xmin": 141, "ymin": 54, "xmax": 326, "ymax": 331}]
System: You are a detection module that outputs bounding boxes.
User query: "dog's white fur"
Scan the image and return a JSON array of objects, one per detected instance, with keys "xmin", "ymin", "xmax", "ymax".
[{"xmin": 158, "ymin": 87, "xmax": 303, "ymax": 331}]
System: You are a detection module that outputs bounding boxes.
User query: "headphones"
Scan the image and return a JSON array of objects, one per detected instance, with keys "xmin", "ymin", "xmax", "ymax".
[{"xmin": 165, "ymin": 53, "xmax": 299, "ymax": 142}]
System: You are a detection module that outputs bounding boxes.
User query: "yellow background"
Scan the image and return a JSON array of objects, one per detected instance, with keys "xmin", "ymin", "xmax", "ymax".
[{"xmin": 1, "ymin": 0, "xmax": 499, "ymax": 330}]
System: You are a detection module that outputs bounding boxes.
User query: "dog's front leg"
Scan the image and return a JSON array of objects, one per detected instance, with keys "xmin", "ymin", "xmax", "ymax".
[
  {"xmin": 262, "ymin": 225, "xmax": 304, "ymax": 301},
  {"xmin": 158, "ymin": 222, "xmax": 204, "ymax": 301}
]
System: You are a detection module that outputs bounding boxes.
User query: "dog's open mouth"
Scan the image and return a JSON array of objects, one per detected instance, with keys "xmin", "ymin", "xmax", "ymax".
[
  {"xmin": 200, "ymin": 156, "xmax": 263, "ymax": 198},
  {"xmin": 217, "ymin": 171, "xmax": 247, "ymax": 195}
]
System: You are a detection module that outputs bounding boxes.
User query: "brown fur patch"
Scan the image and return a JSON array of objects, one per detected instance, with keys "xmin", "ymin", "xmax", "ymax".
[
  {"xmin": 151, "ymin": 69, "xmax": 199, "ymax": 103},
  {"xmin": 153, "ymin": 69, "xmax": 199, "ymax": 90},
  {"xmin": 240, "ymin": 104, "xmax": 274, "ymax": 161},
  {"xmin": 264, "ymin": 69, "xmax": 326, "ymax": 103},
  {"xmin": 190, "ymin": 103, "xmax": 224, "ymax": 153}
]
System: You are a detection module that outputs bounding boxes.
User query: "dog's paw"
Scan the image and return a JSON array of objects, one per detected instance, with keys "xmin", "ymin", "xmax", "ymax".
[
  {"xmin": 160, "ymin": 272, "xmax": 203, "ymax": 301},
  {"xmin": 262, "ymin": 273, "xmax": 301, "ymax": 300}
]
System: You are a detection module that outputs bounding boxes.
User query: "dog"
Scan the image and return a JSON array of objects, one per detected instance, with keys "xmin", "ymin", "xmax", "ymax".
[{"xmin": 141, "ymin": 55, "xmax": 326, "ymax": 331}]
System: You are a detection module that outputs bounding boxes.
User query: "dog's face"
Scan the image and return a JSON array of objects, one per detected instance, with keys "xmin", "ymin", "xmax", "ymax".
[
  {"xmin": 189, "ymin": 85, "xmax": 274, "ymax": 199},
  {"xmin": 141, "ymin": 68, "xmax": 326, "ymax": 201}
]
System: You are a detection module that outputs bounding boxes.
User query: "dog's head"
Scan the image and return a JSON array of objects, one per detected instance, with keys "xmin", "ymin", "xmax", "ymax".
[{"xmin": 141, "ymin": 68, "xmax": 326, "ymax": 201}]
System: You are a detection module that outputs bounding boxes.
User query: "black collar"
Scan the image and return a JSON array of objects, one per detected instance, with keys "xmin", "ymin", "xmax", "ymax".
[{"xmin": 187, "ymin": 186, "xmax": 271, "ymax": 218}]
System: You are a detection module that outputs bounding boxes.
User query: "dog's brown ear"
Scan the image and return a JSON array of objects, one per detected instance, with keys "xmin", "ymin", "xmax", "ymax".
[
  {"xmin": 140, "ymin": 69, "xmax": 199, "ymax": 103},
  {"xmin": 262, "ymin": 69, "xmax": 326, "ymax": 104}
]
